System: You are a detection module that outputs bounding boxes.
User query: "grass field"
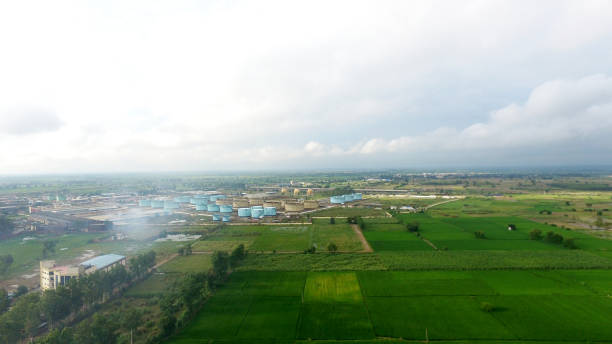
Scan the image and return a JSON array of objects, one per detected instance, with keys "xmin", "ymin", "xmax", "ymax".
[
  {"xmin": 158, "ymin": 254, "xmax": 212, "ymax": 273},
  {"xmin": 192, "ymin": 224, "xmax": 364, "ymax": 253},
  {"xmin": 124, "ymin": 273, "xmax": 180, "ymax": 297},
  {"xmin": 308, "ymin": 207, "xmax": 387, "ymax": 217},
  {"xmin": 168, "ymin": 269, "xmax": 612, "ymax": 343}
]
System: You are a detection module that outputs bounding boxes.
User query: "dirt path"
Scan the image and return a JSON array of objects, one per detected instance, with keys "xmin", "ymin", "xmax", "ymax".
[
  {"xmin": 422, "ymin": 238, "xmax": 438, "ymax": 250},
  {"xmin": 351, "ymin": 224, "xmax": 373, "ymax": 253},
  {"xmin": 152, "ymin": 253, "xmax": 178, "ymax": 270},
  {"xmin": 424, "ymin": 197, "xmax": 463, "ymax": 210}
]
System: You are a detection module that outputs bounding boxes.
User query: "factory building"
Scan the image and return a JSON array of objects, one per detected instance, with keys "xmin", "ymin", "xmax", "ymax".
[
  {"xmin": 80, "ymin": 254, "xmax": 126, "ymax": 274},
  {"xmin": 40, "ymin": 261, "xmax": 80, "ymax": 291}
]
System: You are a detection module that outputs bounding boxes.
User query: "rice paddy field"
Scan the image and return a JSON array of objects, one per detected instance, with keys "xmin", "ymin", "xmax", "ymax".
[{"xmin": 162, "ymin": 197, "xmax": 612, "ymax": 343}]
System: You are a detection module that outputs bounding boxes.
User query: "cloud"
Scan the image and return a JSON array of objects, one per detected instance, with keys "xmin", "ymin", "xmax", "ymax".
[
  {"xmin": 301, "ymin": 75, "xmax": 612, "ymax": 159},
  {"xmin": 0, "ymin": 108, "xmax": 63, "ymax": 135}
]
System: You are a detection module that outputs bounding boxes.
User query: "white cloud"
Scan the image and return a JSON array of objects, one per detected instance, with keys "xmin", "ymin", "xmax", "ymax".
[{"xmin": 1, "ymin": 1, "xmax": 612, "ymax": 173}]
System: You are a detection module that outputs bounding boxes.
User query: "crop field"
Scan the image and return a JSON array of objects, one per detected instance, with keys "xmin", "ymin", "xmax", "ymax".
[
  {"xmin": 124, "ymin": 273, "xmax": 180, "ymax": 297},
  {"xmin": 308, "ymin": 207, "xmax": 387, "ymax": 217},
  {"xmin": 158, "ymin": 254, "xmax": 212, "ymax": 273},
  {"xmin": 192, "ymin": 224, "xmax": 363, "ymax": 253},
  {"xmin": 168, "ymin": 269, "xmax": 612, "ymax": 343}
]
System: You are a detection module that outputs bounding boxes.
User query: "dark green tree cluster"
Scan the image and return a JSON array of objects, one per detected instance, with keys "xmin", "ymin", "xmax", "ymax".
[
  {"xmin": 178, "ymin": 245, "xmax": 192, "ymax": 256},
  {"xmin": 406, "ymin": 222, "xmax": 419, "ymax": 232},
  {"xmin": 0, "ymin": 254, "xmax": 13, "ymax": 275},
  {"xmin": 129, "ymin": 250, "xmax": 156, "ymax": 278},
  {"xmin": 529, "ymin": 229, "xmax": 576, "ymax": 249},
  {"xmin": 0, "ymin": 215, "xmax": 14, "ymax": 237}
]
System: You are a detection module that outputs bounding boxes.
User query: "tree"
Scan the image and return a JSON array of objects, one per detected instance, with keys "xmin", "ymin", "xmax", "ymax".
[
  {"xmin": 329, "ymin": 217, "xmax": 335, "ymax": 225},
  {"xmin": 74, "ymin": 313, "xmax": 118, "ymax": 344},
  {"xmin": 564, "ymin": 238, "xmax": 577, "ymax": 249},
  {"xmin": 160, "ymin": 314, "xmax": 176, "ymax": 337},
  {"xmin": 0, "ymin": 215, "xmax": 14, "ymax": 234},
  {"xmin": 121, "ymin": 308, "xmax": 142, "ymax": 344},
  {"xmin": 0, "ymin": 288, "xmax": 8, "ymax": 313},
  {"xmin": 212, "ymin": 251, "xmax": 230, "ymax": 276},
  {"xmin": 406, "ymin": 222, "xmax": 419, "ymax": 232},
  {"xmin": 474, "ymin": 231, "xmax": 486, "ymax": 239},
  {"xmin": 545, "ymin": 231, "xmax": 564, "ymax": 245},
  {"xmin": 327, "ymin": 242, "xmax": 338, "ymax": 254},
  {"xmin": 230, "ymin": 244, "xmax": 246, "ymax": 267},
  {"xmin": 15, "ymin": 285, "xmax": 28, "ymax": 297},
  {"xmin": 529, "ymin": 229, "xmax": 543, "ymax": 240},
  {"xmin": 0, "ymin": 254, "xmax": 13, "ymax": 275},
  {"xmin": 304, "ymin": 245, "xmax": 316, "ymax": 254}
]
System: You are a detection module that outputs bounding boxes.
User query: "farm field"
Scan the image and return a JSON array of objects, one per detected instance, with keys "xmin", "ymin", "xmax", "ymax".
[
  {"xmin": 168, "ymin": 269, "xmax": 612, "ymax": 343},
  {"xmin": 308, "ymin": 207, "xmax": 388, "ymax": 217},
  {"xmin": 192, "ymin": 224, "xmax": 364, "ymax": 253}
]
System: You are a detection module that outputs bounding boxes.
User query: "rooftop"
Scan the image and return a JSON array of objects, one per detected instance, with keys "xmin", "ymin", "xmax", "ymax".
[{"xmin": 80, "ymin": 254, "xmax": 125, "ymax": 270}]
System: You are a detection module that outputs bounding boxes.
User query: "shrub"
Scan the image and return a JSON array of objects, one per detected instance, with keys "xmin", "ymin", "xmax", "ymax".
[
  {"xmin": 480, "ymin": 302, "xmax": 496, "ymax": 312},
  {"xmin": 529, "ymin": 229, "xmax": 543, "ymax": 240},
  {"xmin": 329, "ymin": 217, "xmax": 335, "ymax": 225},
  {"xmin": 474, "ymin": 231, "xmax": 486, "ymax": 239},
  {"xmin": 405, "ymin": 222, "xmax": 419, "ymax": 232},
  {"xmin": 327, "ymin": 242, "xmax": 338, "ymax": 254},
  {"xmin": 545, "ymin": 231, "xmax": 564, "ymax": 245},
  {"xmin": 563, "ymin": 238, "xmax": 577, "ymax": 249}
]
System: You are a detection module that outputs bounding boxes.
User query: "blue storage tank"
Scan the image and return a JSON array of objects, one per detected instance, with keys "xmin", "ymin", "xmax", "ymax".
[
  {"xmin": 164, "ymin": 200, "xmax": 179, "ymax": 209},
  {"xmin": 212, "ymin": 214, "xmax": 221, "ymax": 221},
  {"xmin": 207, "ymin": 204, "xmax": 220, "ymax": 212},
  {"xmin": 238, "ymin": 208, "xmax": 251, "ymax": 217},
  {"xmin": 174, "ymin": 196, "xmax": 191, "ymax": 203},
  {"xmin": 139, "ymin": 199, "xmax": 151, "ymax": 207},
  {"xmin": 151, "ymin": 200, "xmax": 165, "ymax": 208},
  {"xmin": 344, "ymin": 194, "xmax": 355, "ymax": 202},
  {"xmin": 330, "ymin": 195, "xmax": 345, "ymax": 204},
  {"xmin": 251, "ymin": 208, "xmax": 264, "ymax": 218},
  {"xmin": 264, "ymin": 207, "xmax": 276, "ymax": 216},
  {"xmin": 194, "ymin": 199, "xmax": 208, "ymax": 206},
  {"xmin": 222, "ymin": 215, "xmax": 231, "ymax": 222},
  {"xmin": 353, "ymin": 193, "xmax": 363, "ymax": 200},
  {"xmin": 219, "ymin": 205, "xmax": 233, "ymax": 213},
  {"xmin": 251, "ymin": 205, "xmax": 263, "ymax": 210},
  {"xmin": 195, "ymin": 204, "xmax": 207, "ymax": 211}
]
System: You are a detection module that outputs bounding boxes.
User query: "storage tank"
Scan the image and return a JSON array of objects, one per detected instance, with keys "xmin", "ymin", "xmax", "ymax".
[
  {"xmin": 285, "ymin": 202, "xmax": 304, "ymax": 212},
  {"xmin": 194, "ymin": 199, "xmax": 208, "ymax": 206},
  {"xmin": 249, "ymin": 199, "xmax": 263, "ymax": 206},
  {"xmin": 353, "ymin": 193, "xmax": 363, "ymax": 200},
  {"xmin": 264, "ymin": 207, "xmax": 277, "ymax": 216},
  {"xmin": 195, "ymin": 204, "xmax": 207, "ymax": 211},
  {"xmin": 222, "ymin": 215, "xmax": 231, "ymax": 222},
  {"xmin": 293, "ymin": 188, "xmax": 300, "ymax": 196},
  {"xmin": 303, "ymin": 200, "xmax": 319, "ymax": 209},
  {"xmin": 212, "ymin": 214, "xmax": 221, "ymax": 221},
  {"xmin": 174, "ymin": 196, "xmax": 191, "ymax": 203},
  {"xmin": 344, "ymin": 194, "xmax": 355, "ymax": 202},
  {"xmin": 238, "ymin": 208, "xmax": 251, "ymax": 217},
  {"xmin": 233, "ymin": 199, "xmax": 250, "ymax": 208},
  {"xmin": 139, "ymin": 199, "xmax": 151, "ymax": 207},
  {"xmin": 151, "ymin": 200, "xmax": 165, "ymax": 208},
  {"xmin": 164, "ymin": 200, "xmax": 179, "ymax": 209},
  {"xmin": 207, "ymin": 204, "xmax": 220, "ymax": 212},
  {"xmin": 281, "ymin": 187, "xmax": 288, "ymax": 194},
  {"xmin": 330, "ymin": 196, "xmax": 345, "ymax": 204},
  {"xmin": 251, "ymin": 208, "xmax": 265, "ymax": 218},
  {"xmin": 306, "ymin": 188, "xmax": 314, "ymax": 196},
  {"xmin": 219, "ymin": 205, "xmax": 233, "ymax": 213}
]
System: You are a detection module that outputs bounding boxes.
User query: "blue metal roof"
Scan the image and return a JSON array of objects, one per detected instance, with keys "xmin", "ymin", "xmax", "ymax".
[{"xmin": 80, "ymin": 254, "xmax": 125, "ymax": 269}]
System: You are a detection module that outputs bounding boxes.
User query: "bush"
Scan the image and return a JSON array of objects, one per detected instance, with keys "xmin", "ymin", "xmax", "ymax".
[
  {"xmin": 474, "ymin": 231, "xmax": 486, "ymax": 239},
  {"xmin": 545, "ymin": 231, "xmax": 564, "ymax": 245},
  {"xmin": 529, "ymin": 229, "xmax": 543, "ymax": 240},
  {"xmin": 405, "ymin": 222, "xmax": 419, "ymax": 232},
  {"xmin": 327, "ymin": 242, "xmax": 338, "ymax": 254},
  {"xmin": 329, "ymin": 217, "xmax": 335, "ymax": 225},
  {"xmin": 564, "ymin": 238, "xmax": 577, "ymax": 249},
  {"xmin": 480, "ymin": 302, "xmax": 496, "ymax": 312},
  {"xmin": 304, "ymin": 245, "xmax": 316, "ymax": 254}
]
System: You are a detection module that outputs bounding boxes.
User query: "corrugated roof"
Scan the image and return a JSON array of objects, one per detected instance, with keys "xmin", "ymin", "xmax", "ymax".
[{"xmin": 80, "ymin": 254, "xmax": 125, "ymax": 269}]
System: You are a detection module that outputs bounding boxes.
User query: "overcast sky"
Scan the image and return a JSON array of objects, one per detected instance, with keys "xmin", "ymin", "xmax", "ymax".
[{"xmin": 1, "ymin": 0, "xmax": 612, "ymax": 174}]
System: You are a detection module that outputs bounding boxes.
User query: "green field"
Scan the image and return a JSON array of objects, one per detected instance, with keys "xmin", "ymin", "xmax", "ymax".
[
  {"xmin": 158, "ymin": 254, "xmax": 212, "ymax": 273},
  {"xmin": 192, "ymin": 224, "xmax": 363, "ymax": 253},
  {"xmin": 168, "ymin": 269, "xmax": 612, "ymax": 343},
  {"xmin": 308, "ymin": 207, "xmax": 387, "ymax": 217}
]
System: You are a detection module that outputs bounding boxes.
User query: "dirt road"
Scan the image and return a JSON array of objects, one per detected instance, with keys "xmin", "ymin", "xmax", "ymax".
[{"xmin": 351, "ymin": 224, "xmax": 373, "ymax": 253}]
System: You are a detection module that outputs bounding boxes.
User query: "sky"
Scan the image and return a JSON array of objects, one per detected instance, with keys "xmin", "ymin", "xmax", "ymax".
[{"xmin": 1, "ymin": 0, "xmax": 612, "ymax": 174}]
